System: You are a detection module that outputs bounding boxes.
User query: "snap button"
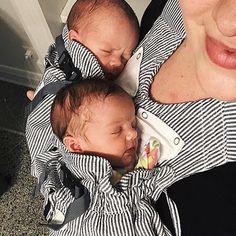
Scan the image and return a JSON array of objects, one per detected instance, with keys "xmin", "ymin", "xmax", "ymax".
[
  {"xmin": 142, "ymin": 112, "xmax": 148, "ymax": 119},
  {"xmin": 136, "ymin": 53, "xmax": 141, "ymax": 60},
  {"xmin": 174, "ymin": 137, "xmax": 180, "ymax": 145}
]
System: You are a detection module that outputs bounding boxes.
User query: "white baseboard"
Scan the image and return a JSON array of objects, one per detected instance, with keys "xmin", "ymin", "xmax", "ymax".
[{"xmin": 0, "ymin": 64, "xmax": 42, "ymax": 88}]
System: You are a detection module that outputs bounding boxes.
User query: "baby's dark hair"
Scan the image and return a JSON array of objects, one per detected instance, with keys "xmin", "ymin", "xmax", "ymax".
[
  {"xmin": 50, "ymin": 79, "xmax": 129, "ymax": 141},
  {"xmin": 67, "ymin": 0, "xmax": 139, "ymax": 34}
]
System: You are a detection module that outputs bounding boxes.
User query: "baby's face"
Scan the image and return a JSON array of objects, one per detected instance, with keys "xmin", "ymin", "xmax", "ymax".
[
  {"xmin": 69, "ymin": 7, "xmax": 139, "ymax": 80},
  {"xmin": 78, "ymin": 94, "xmax": 138, "ymax": 170}
]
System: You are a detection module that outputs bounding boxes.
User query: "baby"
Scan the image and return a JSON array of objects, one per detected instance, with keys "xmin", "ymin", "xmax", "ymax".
[
  {"xmin": 66, "ymin": 0, "xmax": 139, "ymax": 79},
  {"xmin": 49, "ymin": 79, "xmax": 162, "ymax": 235},
  {"xmin": 51, "ymin": 79, "xmax": 159, "ymax": 184},
  {"xmin": 27, "ymin": 0, "xmax": 139, "ymax": 99}
]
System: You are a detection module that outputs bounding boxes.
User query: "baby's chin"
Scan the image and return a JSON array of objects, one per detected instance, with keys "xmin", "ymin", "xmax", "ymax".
[
  {"xmin": 103, "ymin": 70, "xmax": 122, "ymax": 81},
  {"xmin": 126, "ymin": 162, "xmax": 137, "ymax": 172},
  {"xmin": 102, "ymin": 151, "xmax": 138, "ymax": 171},
  {"xmin": 123, "ymin": 154, "xmax": 138, "ymax": 171}
]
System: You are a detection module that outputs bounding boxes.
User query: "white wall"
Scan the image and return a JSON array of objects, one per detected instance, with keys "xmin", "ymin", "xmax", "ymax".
[
  {"xmin": 38, "ymin": 0, "xmax": 68, "ymax": 38},
  {"xmin": 125, "ymin": 0, "xmax": 151, "ymax": 23}
]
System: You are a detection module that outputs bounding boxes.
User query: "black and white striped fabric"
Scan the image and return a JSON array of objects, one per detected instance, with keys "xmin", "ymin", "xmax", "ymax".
[
  {"xmin": 47, "ymin": 136, "xmax": 176, "ymax": 236},
  {"xmin": 135, "ymin": 0, "xmax": 236, "ymax": 235},
  {"xmin": 26, "ymin": 0, "xmax": 236, "ymax": 235},
  {"xmin": 25, "ymin": 25, "xmax": 105, "ymax": 223}
]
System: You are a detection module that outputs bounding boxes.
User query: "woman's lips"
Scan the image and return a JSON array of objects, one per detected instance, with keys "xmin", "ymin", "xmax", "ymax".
[{"xmin": 206, "ymin": 36, "xmax": 236, "ymax": 69}]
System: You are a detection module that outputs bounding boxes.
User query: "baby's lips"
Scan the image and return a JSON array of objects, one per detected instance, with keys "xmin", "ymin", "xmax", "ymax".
[{"xmin": 123, "ymin": 147, "xmax": 137, "ymax": 161}]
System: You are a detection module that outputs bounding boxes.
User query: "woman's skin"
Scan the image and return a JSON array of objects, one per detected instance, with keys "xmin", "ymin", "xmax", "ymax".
[{"xmin": 151, "ymin": 0, "xmax": 236, "ymax": 104}]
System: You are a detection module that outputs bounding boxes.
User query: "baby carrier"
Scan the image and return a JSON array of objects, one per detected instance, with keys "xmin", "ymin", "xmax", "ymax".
[
  {"xmin": 25, "ymin": 25, "xmax": 183, "ymax": 236},
  {"xmin": 25, "ymin": 26, "xmax": 104, "ymax": 230}
]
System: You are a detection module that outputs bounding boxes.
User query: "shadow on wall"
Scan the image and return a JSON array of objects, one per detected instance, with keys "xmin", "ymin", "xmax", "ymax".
[
  {"xmin": 0, "ymin": 11, "xmax": 25, "ymax": 72},
  {"xmin": 38, "ymin": 0, "xmax": 66, "ymax": 38},
  {"xmin": 0, "ymin": 9, "xmax": 41, "ymax": 88}
]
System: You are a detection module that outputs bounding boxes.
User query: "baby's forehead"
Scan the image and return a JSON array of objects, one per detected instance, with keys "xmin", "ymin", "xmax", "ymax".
[
  {"xmin": 85, "ymin": 93, "xmax": 134, "ymax": 119},
  {"xmin": 80, "ymin": 4, "xmax": 136, "ymax": 28},
  {"xmin": 86, "ymin": 93, "xmax": 132, "ymax": 107}
]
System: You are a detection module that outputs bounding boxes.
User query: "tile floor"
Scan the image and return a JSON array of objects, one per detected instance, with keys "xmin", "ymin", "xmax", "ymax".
[{"xmin": 0, "ymin": 80, "xmax": 48, "ymax": 235}]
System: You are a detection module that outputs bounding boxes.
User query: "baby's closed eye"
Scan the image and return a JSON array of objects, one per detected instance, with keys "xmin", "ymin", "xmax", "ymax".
[
  {"xmin": 100, "ymin": 49, "xmax": 112, "ymax": 55},
  {"xmin": 110, "ymin": 127, "xmax": 122, "ymax": 135}
]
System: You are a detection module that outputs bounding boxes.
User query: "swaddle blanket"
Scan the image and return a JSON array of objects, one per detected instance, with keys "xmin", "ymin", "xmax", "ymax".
[{"xmin": 47, "ymin": 136, "xmax": 174, "ymax": 236}]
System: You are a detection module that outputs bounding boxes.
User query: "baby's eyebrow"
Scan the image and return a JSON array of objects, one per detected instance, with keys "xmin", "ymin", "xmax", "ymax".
[
  {"xmin": 106, "ymin": 120, "xmax": 123, "ymax": 128},
  {"xmin": 107, "ymin": 121, "xmax": 121, "ymax": 126}
]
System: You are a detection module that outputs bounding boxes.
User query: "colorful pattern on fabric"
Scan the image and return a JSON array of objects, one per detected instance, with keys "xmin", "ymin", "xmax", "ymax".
[{"xmin": 136, "ymin": 137, "xmax": 160, "ymax": 169}]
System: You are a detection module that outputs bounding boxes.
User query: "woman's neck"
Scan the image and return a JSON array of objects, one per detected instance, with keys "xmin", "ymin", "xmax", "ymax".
[{"xmin": 150, "ymin": 41, "xmax": 207, "ymax": 104}]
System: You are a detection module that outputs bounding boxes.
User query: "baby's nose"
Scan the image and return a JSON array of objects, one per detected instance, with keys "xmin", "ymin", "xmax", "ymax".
[
  {"xmin": 126, "ymin": 128, "xmax": 138, "ymax": 141},
  {"xmin": 109, "ymin": 54, "xmax": 127, "ymax": 69},
  {"xmin": 109, "ymin": 58, "xmax": 122, "ymax": 69}
]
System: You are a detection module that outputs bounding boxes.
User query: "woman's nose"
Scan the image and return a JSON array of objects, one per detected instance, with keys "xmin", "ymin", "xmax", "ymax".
[{"xmin": 213, "ymin": 0, "xmax": 236, "ymax": 37}]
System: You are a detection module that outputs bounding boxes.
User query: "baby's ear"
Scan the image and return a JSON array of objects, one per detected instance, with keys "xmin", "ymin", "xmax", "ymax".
[
  {"xmin": 68, "ymin": 29, "xmax": 81, "ymax": 42},
  {"xmin": 63, "ymin": 135, "xmax": 83, "ymax": 153}
]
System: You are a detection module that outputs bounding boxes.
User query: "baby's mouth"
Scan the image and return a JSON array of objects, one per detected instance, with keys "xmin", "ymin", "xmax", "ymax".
[
  {"xmin": 123, "ymin": 147, "xmax": 138, "ymax": 170},
  {"xmin": 104, "ymin": 71, "xmax": 121, "ymax": 81},
  {"xmin": 124, "ymin": 147, "xmax": 136, "ymax": 156},
  {"xmin": 123, "ymin": 147, "xmax": 138, "ymax": 163}
]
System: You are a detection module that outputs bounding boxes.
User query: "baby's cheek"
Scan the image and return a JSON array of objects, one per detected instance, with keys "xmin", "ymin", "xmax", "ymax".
[{"xmin": 96, "ymin": 54, "xmax": 107, "ymax": 65}]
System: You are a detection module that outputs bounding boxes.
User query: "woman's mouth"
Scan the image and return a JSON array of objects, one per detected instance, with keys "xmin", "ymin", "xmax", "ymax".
[{"xmin": 206, "ymin": 36, "xmax": 236, "ymax": 69}]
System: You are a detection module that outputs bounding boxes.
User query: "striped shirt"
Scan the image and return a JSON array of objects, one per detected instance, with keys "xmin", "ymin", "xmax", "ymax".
[
  {"xmin": 134, "ymin": 0, "xmax": 236, "ymax": 235},
  {"xmin": 26, "ymin": 0, "xmax": 236, "ymax": 235}
]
